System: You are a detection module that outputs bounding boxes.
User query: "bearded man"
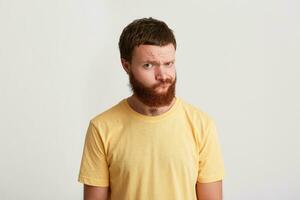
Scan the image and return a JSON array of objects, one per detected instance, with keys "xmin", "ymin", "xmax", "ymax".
[{"xmin": 78, "ymin": 17, "xmax": 225, "ymax": 200}]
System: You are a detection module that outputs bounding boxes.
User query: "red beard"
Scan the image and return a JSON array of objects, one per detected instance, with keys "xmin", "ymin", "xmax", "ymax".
[{"xmin": 129, "ymin": 72, "xmax": 176, "ymax": 107}]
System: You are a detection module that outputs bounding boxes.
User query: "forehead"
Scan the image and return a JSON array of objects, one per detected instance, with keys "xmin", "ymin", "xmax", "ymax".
[{"xmin": 132, "ymin": 44, "xmax": 175, "ymax": 62}]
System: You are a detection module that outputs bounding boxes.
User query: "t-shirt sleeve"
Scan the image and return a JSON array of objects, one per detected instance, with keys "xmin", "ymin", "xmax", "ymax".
[
  {"xmin": 197, "ymin": 117, "xmax": 225, "ymax": 183},
  {"xmin": 78, "ymin": 121, "xmax": 110, "ymax": 187}
]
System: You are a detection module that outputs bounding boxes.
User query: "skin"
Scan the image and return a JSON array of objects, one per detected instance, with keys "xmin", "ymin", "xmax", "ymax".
[
  {"xmin": 123, "ymin": 43, "xmax": 177, "ymax": 116},
  {"xmin": 84, "ymin": 184, "xmax": 109, "ymax": 200},
  {"xmin": 83, "ymin": 44, "xmax": 223, "ymax": 200},
  {"xmin": 196, "ymin": 180, "xmax": 223, "ymax": 200}
]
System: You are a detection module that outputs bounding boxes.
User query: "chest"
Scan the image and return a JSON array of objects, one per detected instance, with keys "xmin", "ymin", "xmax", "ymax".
[{"xmin": 106, "ymin": 119, "xmax": 199, "ymax": 179}]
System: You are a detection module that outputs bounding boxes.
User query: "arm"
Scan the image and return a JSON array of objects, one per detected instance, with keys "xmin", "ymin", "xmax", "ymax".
[
  {"xmin": 78, "ymin": 121, "xmax": 110, "ymax": 199},
  {"xmin": 196, "ymin": 180, "xmax": 223, "ymax": 200},
  {"xmin": 84, "ymin": 184, "xmax": 110, "ymax": 200}
]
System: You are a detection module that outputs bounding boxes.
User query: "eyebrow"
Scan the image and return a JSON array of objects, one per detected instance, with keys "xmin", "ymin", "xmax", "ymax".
[{"xmin": 142, "ymin": 59, "xmax": 175, "ymax": 65}]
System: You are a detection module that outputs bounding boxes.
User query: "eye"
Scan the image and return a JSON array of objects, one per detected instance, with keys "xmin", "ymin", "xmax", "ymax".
[
  {"xmin": 143, "ymin": 63, "xmax": 153, "ymax": 69},
  {"xmin": 166, "ymin": 62, "xmax": 174, "ymax": 67}
]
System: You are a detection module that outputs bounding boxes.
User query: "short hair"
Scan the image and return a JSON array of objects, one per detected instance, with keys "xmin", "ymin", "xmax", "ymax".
[{"xmin": 118, "ymin": 17, "xmax": 177, "ymax": 62}]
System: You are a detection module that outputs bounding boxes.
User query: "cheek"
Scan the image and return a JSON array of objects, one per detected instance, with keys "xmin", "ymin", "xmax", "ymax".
[
  {"xmin": 133, "ymin": 69, "xmax": 154, "ymax": 86},
  {"xmin": 168, "ymin": 68, "xmax": 176, "ymax": 79}
]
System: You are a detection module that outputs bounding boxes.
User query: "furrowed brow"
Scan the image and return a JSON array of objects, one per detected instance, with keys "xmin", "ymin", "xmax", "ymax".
[
  {"xmin": 142, "ymin": 59, "xmax": 175, "ymax": 65},
  {"xmin": 143, "ymin": 60, "xmax": 159, "ymax": 65},
  {"xmin": 163, "ymin": 59, "xmax": 175, "ymax": 65}
]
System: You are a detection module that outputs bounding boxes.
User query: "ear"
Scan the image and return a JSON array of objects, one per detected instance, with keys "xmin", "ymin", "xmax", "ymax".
[{"xmin": 121, "ymin": 58, "xmax": 130, "ymax": 74}]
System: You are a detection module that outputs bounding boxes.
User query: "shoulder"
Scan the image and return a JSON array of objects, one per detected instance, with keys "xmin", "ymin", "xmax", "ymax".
[
  {"xmin": 178, "ymin": 97, "xmax": 214, "ymax": 126},
  {"xmin": 89, "ymin": 99, "xmax": 127, "ymax": 128},
  {"xmin": 178, "ymin": 98, "xmax": 219, "ymax": 146}
]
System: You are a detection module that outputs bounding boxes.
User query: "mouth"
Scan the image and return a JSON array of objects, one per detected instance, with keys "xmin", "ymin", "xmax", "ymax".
[
  {"xmin": 153, "ymin": 80, "xmax": 173, "ymax": 90},
  {"xmin": 154, "ymin": 84, "xmax": 170, "ymax": 93},
  {"xmin": 157, "ymin": 83, "xmax": 169, "ymax": 89}
]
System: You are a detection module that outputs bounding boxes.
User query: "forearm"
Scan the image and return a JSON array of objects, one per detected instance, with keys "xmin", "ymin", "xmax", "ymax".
[
  {"xmin": 196, "ymin": 180, "xmax": 223, "ymax": 200},
  {"xmin": 84, "ymin": 184, "xmax": 110, "ymax": 200}
]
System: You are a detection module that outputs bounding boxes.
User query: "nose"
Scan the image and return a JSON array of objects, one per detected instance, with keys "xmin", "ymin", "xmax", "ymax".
[{"xmin": 155, "ymin": 65, "xmax": 167, "ymax": 81}]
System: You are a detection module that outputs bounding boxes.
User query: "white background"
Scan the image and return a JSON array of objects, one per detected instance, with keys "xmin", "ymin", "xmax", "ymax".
[{"xmin": 0, "ymin": 0, "xmax": 299, "ymax": 199}]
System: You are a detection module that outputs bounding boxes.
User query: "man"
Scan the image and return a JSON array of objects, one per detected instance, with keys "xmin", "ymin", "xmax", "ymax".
[{"xmin": 78, "ymin": 17, "xmax": 225, "ymax": 200}]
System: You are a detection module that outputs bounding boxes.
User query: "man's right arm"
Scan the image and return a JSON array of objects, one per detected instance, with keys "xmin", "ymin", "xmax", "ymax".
[{"xmin": 84, "ymin": 184, "xmax": 110, "ymax": 200}]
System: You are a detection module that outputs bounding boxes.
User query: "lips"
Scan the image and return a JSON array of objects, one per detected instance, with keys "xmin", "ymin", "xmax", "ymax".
[{"xmin": 156, "ymin": 83, "xmax": 169, "ymax": 89}]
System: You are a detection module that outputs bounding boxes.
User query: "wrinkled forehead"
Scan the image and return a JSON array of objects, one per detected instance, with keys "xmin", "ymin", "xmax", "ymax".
[{"xmin": 132, "ymin": 44, "xmax": 176, "ymax": 63}]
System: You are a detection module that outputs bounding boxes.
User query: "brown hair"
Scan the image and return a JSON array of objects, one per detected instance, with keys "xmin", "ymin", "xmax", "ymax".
[{"xmin": 118, "ymin": 17, "xmax": 177, "ymax": 62}]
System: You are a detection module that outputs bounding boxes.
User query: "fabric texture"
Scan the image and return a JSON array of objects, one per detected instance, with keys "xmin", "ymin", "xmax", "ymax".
[{"xmin": 78, "ymin": 96, "xmax": 225, "ymax": 200}]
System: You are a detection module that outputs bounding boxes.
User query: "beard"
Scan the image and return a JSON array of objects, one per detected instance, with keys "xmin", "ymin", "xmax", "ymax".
[{"xmin": 128, "ymin": 71, "xmax": 177, "ymax": 107}]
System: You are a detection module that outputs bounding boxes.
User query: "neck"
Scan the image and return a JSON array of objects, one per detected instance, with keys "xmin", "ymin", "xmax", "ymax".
[{"xmin": 126, "ymin": 94, "xmax": 176, "ymax": 116}]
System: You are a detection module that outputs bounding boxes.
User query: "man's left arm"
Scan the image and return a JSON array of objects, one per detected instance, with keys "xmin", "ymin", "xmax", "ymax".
[
  {"xmin": 196, "ymin": 180, "xmax": 223, "ymax": 200},
  {"xmin": 196, "ymin": 116, "xmax": 225, "ymax": 200}
]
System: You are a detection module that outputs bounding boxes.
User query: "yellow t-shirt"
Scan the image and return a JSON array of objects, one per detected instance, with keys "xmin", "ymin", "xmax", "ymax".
[{"xmin": 78, "ymin": 97, "xmax": 225, "ymax": 200}]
